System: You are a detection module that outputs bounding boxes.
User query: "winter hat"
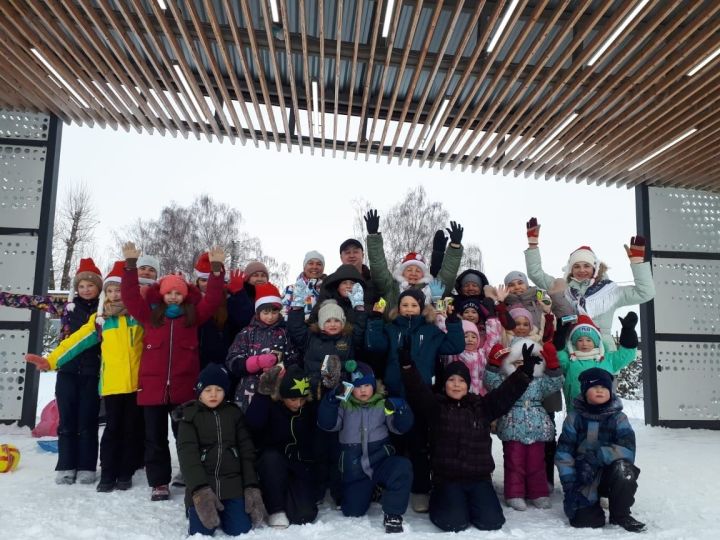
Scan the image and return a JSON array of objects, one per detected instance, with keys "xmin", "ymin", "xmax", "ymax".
[
  {"xmin": 194, "ymin": 252, "xmax": 212, "ymax": 280},
  {"xmin": 563, "ymin": 246, "xmax": 598, "ymax": 278},
  {"xmin": 339, "ymin": 238, "xmax": 364, "ymax": 253},
  {"xmin": 72, "ymin": 258, "xmax": 103, "ymax": 291},
  {"xmin": 95, "ymin": 261, "xmax": 125, "ymax": 325},
  {"xmin": 254, "ymin": 282, "xmax": 282, "ymax": 311},
  {"xmin": 509, "ymin": 305, "xmax": 534, "ymax": 324},
  {"xmin": 345, "ymin": 360, "xmax": 376, "ymax": 391},
  {"xmin": 579, "ymin": 367, "xmax": 614, "ymax": 397},
  {"xmin": 244, "ymin": 261, "xmax": 269, "ymax": 279},
  {"xmin": 458, "ymin": 297, "xmax": 482, "ymax": 314},
  {"xmin": 159, "ymin": 274, "xmax": 189, "ymax": 298},
  {"xmin": 461, "ymin": 319, "xmax": 480, "ymax": 339},
  {"xmin": 318, "ymin": 299, "xmax": 346, "ymax": 328},
  {"xmin": 398, "ymin": 288, "xmax": 426, "ymax": 311},
  {"xmin": 569, "ymin": 315, "xmax": 602, "ymax": 348},
  {"xmin": 460, "ymin": 272, "xmax": 484, "ymax": 288},
  {"xmin": 504, "ymin": 271, "xmax": 528, "ymax": 286},
  {"xmin": 137, "ymin": 254, "xmax": 160, "ymax": 275},
  {"xmin": 396, "ymin": 252, "xmax": 429, "ymax": 277},
  {"xmin": 279, "ymin": 365, "xmax": 311, "ymax": 398},
  {"xmin": 443, "ymin": 361, "xmax": 471, "ymax": 388},
  {"xmin": 194, "ymin": 363, "xmax": 231, "ymax": 397},
  {"xmin": 303, "ymin": 250, "xmax": 325, "ymax": 267},
  {"xmin": 454, "ymin": 270, "xmax": 489, "ymax": 295}
]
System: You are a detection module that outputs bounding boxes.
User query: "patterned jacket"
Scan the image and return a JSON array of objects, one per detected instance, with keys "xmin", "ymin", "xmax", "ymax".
[{"xmin": 281, "ymin": 273, "xmax": 324, "ymax": 320}]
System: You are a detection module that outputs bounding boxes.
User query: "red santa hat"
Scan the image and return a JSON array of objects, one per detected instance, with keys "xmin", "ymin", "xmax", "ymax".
[
  {"xmin": 194, "ymin": 252, "xmax": 212, "ymax": 280},
  {"xmin": 563, "ymin": 246, "xmax": 599, "ymax": 278},
  {"xmin": 255, "ymin": 283, "xmax": 283, "ymax": 311},
  {"xmin": 67, "ymin": 258, "xmax": 103, "ymax": 312},
  {"xmin": 393, "ymin": 252, "xmax": 431, "ymax": 285},
  {"xmin": 96, "ymin": 260, "xmax": 125, "ymax": 325}
]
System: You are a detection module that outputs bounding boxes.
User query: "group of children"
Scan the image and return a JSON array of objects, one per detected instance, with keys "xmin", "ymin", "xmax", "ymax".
[{"xmin": 8, "ymin": 213, "xmax": 655, "ymax": 535}]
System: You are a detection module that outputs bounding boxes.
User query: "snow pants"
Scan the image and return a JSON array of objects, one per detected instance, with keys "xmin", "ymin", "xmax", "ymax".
[
  {"xmin": 341, "ymin": 456, "xmax": 412, "ymax": 517},
  {"xmin": 502, "ymin": 440, "xmax": 549, "ymax": 499},
  {"xmin": 100, "ymin": 392, "xmax": 143, "ymax": 482},
  {"xmin": 55, "ymin": 371, "xmax": 100, "ymax": 472},
  {"xmin": 256, "ymin": 449, "xmax": 318, "ymax": 525},
  {"xmin": 143, "ymin": 404, "xmax": 179, "ymax": 487},
  {"xmin": 188, "ymin": 497, "xmax": 252, "ymax": 536},
  {"xmin": 429, "ymin": 480, "xmax": 505, "ymax": 532}
]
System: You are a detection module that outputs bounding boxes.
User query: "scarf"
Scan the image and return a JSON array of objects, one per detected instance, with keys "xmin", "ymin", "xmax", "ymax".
[
  {"xmin": 569, "ymin": 348, "xmax": 603, "ymax": 362},
  {"xmin": 565, "ymin": 279, "xmax": 620, "ymax": 319},
  {"xmin": 165, "ymin": 304, "xmax": 183, "ymax": 318}
]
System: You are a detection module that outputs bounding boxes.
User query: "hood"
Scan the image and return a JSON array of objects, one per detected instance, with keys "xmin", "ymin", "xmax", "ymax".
[
  {"xmin": 454, "ymin": 269, "xmax": 489, "ymax": 297},
  {"xmin": 321, "ymin": 264, "xmax": 366, "ymax": 291}
]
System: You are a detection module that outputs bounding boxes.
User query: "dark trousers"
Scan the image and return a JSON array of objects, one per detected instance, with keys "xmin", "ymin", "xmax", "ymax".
[
  {"xmin": 315, "ymin": 429, "xmax": 341, "ymax": 503},
  {"xmin": 55, "ymin": 371, "xmax": 100, "ymax": 472},
  {"xmin": 256, "ymin": 449, "xmax": 318, "ymax": 525},
  {"xmin": 429, "ymin": 480, "xmax": 505, "ymax": 532},
  {"xmin": 571, "ymin": 460, "xmax": 641, "ymax": 528},
  {"xmin": 100, "ymin": 392, "xmax": 143, "ymax": 482},
  {"xmin": 545, "ymin": 412, "xmax": 557, "ymax": 485},
  {"xmin": 341, "ymin": 456, "xmax": 412, "ymax": 517},
  {"xmin": 188, "ymin": 497, "xmax": 252, "ymax": 536},
  {"xmin": 391, "ymin": 415, "xmax": 431, "ymax": 494},
  {"xmin": 143, "ymin": 404, "xmax": 179, "ymax": 487}
]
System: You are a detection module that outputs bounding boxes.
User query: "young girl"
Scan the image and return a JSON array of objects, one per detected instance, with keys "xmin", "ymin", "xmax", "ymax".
[
  {"xmin": 484, "ymin": 340, "xmax": 563, "ymax": 511},
  {"xmin": 8, "ymin": 258, "xmax": 103, "ymax": 485},
  {"xmin": 176, "ymin": 363, "xmax": 266, "ymax": 536},
  {"xmin": 309, "ymin": 263, "xmax": 365, "ymax": 324},
  {"xmin": 440, "ymin": 318, "xmax": 501, "ymax": 396},
  {"xmin": 27, "ymin": 261, "xmax": 144, "ymax": 492},
  {"xmin": 121, "ymin": 242, "xmax": 226, "ymax": 501}
]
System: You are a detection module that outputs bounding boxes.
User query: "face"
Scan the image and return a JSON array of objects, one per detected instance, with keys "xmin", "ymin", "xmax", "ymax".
[
  {"xmin": 164, "ymin": 290, "xmax": 185, "ymax": 305},
  {"xmin": 340, "ymin": 246, "xmax": 364, "ymax": 268},
  {"xmin": 337, "ymin": 279, "xmax": 355, "ymax": 298},
  {"xmin": 196, "ymin": 277, "xmax": 208, "ymax": 293},
  {"xmin": 398, "ymin": 296, "xmax": 421, "ymax": 317},
  {"xmin": 248, "ymin": 271, "xmax": 268, "ymax": 285},
  {"xmin": 76, "ymin": 280, "xmax": 100, "ymax": 300},
  {"xmin": 258, "ymin": 307, "xmax": 281, "ymax": 325},
  {"xmin": 351, "ymin": 383, "xmax": 374, "ymax": 402},
  {"xmin": 461, "ymin": 281, "xmax": 481, "ymax": 296},
  {"xmin": 506, "ymin": 278, "xmax": 528, "ymax": 295},
  {"xmin": 303, "ymin": 259, "xmax": 324, "ymax": 279},
  {"xmin": 323, "ymin": 318, "xmax": 343, "ymax": 336},
  {"xmin": 402, "ymin": 265, "xmax": 424, "ymax": 285},
  {"xmin": 464, "ymin": 331, "xmax": 478, "ymax": 351},
  {"xmin": 282, "ymin": 397, "xmax": 307, "ymax": 412},
  {"xmin": 575, "ymin": 336, "xmax": 596, "ymax": 352},
  {"xmin": 445, "ymin": 374, "xmax": 468, "ymax": 400},
  {"xmin": 585, "ymin": 385, "xmax": 611, "ymax": 405},
  {"xmin": 513, "ymin": 316, "xmax": 532, "ymax": 337},
  {"xmin": 571, "ymin": 262, "xmax": 595, "ymax": 281},
  {"xmin": 461, "ymin": 308, "xmax": 479, "ymax": 324},
  {"xmin": 138, "ymin": 265, "xmax": 157, "ymax": 280},
  {"xmin": 104, "ymin": 283, "xmax": 121, "ymax": 303},
  {"xmin": 199, "ymin": 385, "xmax": 225, "ymax": 408}
]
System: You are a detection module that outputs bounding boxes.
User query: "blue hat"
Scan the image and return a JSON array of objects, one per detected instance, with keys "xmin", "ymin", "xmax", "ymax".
[
  {"xmin": 195, "ymin": 363, "xmax": 230, "ymax": 397},
  {"xmin": 345, "ymin": 360, "xmax": 376, "ymax": 391}
]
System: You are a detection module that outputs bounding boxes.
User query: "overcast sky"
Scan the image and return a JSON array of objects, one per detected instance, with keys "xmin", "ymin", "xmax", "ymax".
[{"xmin": 57, "ymin": 124, "xmax": 639, "ymax": 296}]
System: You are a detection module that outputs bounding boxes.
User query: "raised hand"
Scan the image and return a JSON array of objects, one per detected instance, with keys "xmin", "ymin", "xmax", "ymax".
[
  {"xmin": 526, "ymin": 217, "xmax": 540, "ymax": 246},
  {"xmin": 291, "ymin": 278, "xmax": 310, "ymax": 308},
  {"xmin": 122, "ymin": 241, "xmax": 141, "ymax": 260},
  {"xmin": 432, "ymin": 230, "xmax": 448, "ymax": 253},
  {"xmin": 519, "ymin": 344, "xmax": 541, "ymax": 377},
  {"xmin": 364, "ymin": 209, "xmax": 380, "ymax": 235},
  {"xmin": 429, "ymin": 278, "xmax": 445, "ymax": 300},
  {"xmin": 227, "ymin": 269, "xmax": 245, "ymax": 294},
  {"xmin": 207, "ymin": 246, "xmax": 225, "ymax": 264},
  {"xmin": 446, "ymin": 221, "xmax": 464, "ymax": 245},
  {"xmin": 624, "ymin": 235, "xmax": 646, "ymax": 263},
  {"xmin": 495, "ymin": 283, "xmax": 509, "ymax": 302}
]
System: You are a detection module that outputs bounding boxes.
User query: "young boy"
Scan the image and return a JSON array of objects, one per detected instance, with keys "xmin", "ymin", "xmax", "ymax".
[
  {"xmin": 555, "ymin": 368, "xmax": 645, "ymax": 532},
  {"xmin": 177, "ymin": 364, "xmax": 267, "ymax": 536},
  {"xmin": 317, "ymin": 361, "xmax": 414, "ymax": 533}
]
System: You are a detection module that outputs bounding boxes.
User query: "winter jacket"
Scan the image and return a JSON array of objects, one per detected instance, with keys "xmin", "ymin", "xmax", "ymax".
[
  {"xmin": 366, "ymin": 233, "xmax": 463, "ymax": 309},
  {"xmin": 245, "ymin": 393, "xmax": 319, "ymax": 463},
  {"xmin": 287, "ymin": 307, "xmax": 368, "ymax": 397},
  {"xmin": 308, "ymin": 264, "xmax": 367, "ymax": 324},
  {"xmin": 401, "ymin": 364, "xmax": 531, "ymax": 485},
  {"xmin": 484, "ymin": 366, "xmax": 563, "ymax": 444},
  {"xmin": 558, "ymin": 347, "xmax": 636, "ymax": 412},
  {"xmin": 317, "ymin": 392, "xmax": 413, "ymax": 482},
  {"xmin": 177, "ymin": 400, "xmax": 259, "ymax": 509},
  {"xmin": 0, "ymin": 292, "xmax": 100, "ymax": 376},
  {"xmin": 47, "ymin": 313, "xmax": 143, "ymax": 396},
  {"xmin": 525, "ymin": 247, "xmax": 655, "ymax": 351},
  {"xmin": 366, "ymin": 314, "xmax": 465, "ymax": 397},
  {"xmin": 281, "ymin": 273, "xmax": 325, "ymax": 320},
  {"xmin": 555, "ymin": 396, "xmax": 635, "ymax": 519},
  {"xmin": 122, "ymin": 267, "xmax": 225, "ymax": 406},
  {"xmin": 226, "ymin": 287, "xmax": 254, "ymax": 332}
]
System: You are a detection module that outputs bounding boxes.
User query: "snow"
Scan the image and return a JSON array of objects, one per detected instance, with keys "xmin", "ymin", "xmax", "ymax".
[{"xmin": 2, "ymin": 376, "xmax": 719, "ymax": 540}]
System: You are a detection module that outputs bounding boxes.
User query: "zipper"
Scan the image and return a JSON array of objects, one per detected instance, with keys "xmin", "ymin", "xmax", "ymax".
[
  {"xmin": 286, "ymin": 410, "xmax": 299, "ymax": 459},
  {"xmin": 165, "ymin": 319, "xmax": 174, "ymax": 403},
  {"xmin": 213, "ymin": 410, "xmax": 222, "ymax": 499}
]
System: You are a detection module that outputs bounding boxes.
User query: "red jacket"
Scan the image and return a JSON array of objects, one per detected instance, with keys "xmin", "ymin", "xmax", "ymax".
[{"xmin": 122, "ymin": 267, "xmax": 225, "ymax": 406}]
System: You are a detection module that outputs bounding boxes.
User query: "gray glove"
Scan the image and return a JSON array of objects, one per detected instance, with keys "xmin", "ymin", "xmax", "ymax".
[
  {"xmin": 244, "ymin": 486, "xmax": 267, "ymax": 527},
  {"xmin": 192, "ymin": 486, "xmax": 224, "ymax": 529}
]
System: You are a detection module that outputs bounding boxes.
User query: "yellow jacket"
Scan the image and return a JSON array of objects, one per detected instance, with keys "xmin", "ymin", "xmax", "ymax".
[{"xmin": 48, "ymin": 313, "xmax": 144, "ymax": 396}]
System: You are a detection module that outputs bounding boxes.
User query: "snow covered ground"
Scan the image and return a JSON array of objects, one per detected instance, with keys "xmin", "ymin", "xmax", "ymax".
[{"xmin": 2, "ymin": 373, "xmax": 719, "ymax": 540}]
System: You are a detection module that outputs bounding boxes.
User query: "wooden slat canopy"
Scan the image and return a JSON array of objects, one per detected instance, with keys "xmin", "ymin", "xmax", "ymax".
[{"xmin": 1, "ymin": 1, "xmax": 719, "ymax": 189}]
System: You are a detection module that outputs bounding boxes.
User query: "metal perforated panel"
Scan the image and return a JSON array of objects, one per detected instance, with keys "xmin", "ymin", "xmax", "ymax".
[
  {"xmin": 0, "ymin": 235, "xmax": 38, "ymax": 323},
  {"xmin": 0, "ymin": 329, "xmax": 29, "ymax": 420},
  {"xmin": 0, "ymin": 111, "xmax": 49, "ymax": 140},
  {"xmin": 0, "ymin": 145, "xmax": 46, "ymax": 229},
  {"xmin": 655, "ymin": 341, "xmax": 720, "ymax": 421},
  {"xmin": 652, "ymin": 258, "xmax": 720, "ymax": 335},
  {"xmin": 648, "ymin": 187, "xmax": 720, "ymax": 253}
]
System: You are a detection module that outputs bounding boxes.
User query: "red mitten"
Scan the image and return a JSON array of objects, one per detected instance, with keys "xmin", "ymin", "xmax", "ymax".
[
  {"xmin": 227, "ymin": 269, "xmax": 245, "ymax": 294},
  {"xmin": 625, "ymin": 235, "xmax": 646, "ymax": 262},
  {"xmin": 526, "ymin": 217, "xmax": 540, "ymax": 245},
  {"xmin": 488, "ymin": 344, "xmax": 510, "ymax": 367},
  {"xmin": 542, "ymin": 342, "xmax": 560, "ymax": 370}
]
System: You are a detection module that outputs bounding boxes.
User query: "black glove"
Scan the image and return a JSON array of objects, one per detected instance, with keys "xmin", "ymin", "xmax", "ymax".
[
  {"xmin": 618, "ymin": 311, "xmax": 639, "ymax": 348},
  {"xmin": 398, "ymin": 335, "xmax": 413, "ymax": 368},
  {"xmin": 364, "ymin": 209, "xmax": 380, "ymax": 235},
  {"xmin": 553, "ymin": 320, "xmax": 573, "ymax": 351},
  {"xmin": 519, "ymin": 343, "xmax": 540, "ymax": 377},
  {"xmin": 479, "ymin": 297, "xmax": 495, "ymax": 319},
  {"xmin": 429, "ymin": 230, "xmax": 447, "ymax": 277},
  {"xmin": 446, "ymin": 221, "xmax": 463, "ymax": 245},
  {"xmin": 432, "ymin": 229, "xmax": 448, "ymax": 253}
]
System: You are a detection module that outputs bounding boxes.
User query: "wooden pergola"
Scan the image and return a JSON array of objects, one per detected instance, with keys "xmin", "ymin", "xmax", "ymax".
[{"xmin": 1, "ymin": 1, "xmax": 719, "ymax": 189}]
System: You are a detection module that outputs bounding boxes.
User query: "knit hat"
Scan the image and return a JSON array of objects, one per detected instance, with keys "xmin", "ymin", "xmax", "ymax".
[
  {"xmin": 194, "ymin": 363, "xmax": 231, "ymax": 397},
  {"xmin": 67, "ymin": 258, "xmax": 103, "ymax": 312},
  {"xmin": 509, "ymin": 305, "xmax": 533, "ymax": 325},
  {"xmin": 318, "ymin": 299, "xmax": 346, "ymax": 328},
  {"xmin": 339, "ymin": 238, "xmax": 364, "ymax": 253},
  {"xmin": 579, "ymin": 367, "xmax": 614, "ymax": 397},
  {"xmin": 461, "ymin": 319, "xmax": 480, "ymax": 339},
  {"xmin": 396, "ymin": 252, "xmax": 429, "ymax": 278},
  {"xmin": 569, "ymin": 315, "xmax": 602, "ymax": 348},
  {"xmin": 244, "ymin": 261, "xmax": 269, "ymax": 279},
  {"xmin": 279, "ymin": 365, "xmax": 311, "ymax": 398},
  {"xmin": 443, "ymin": 361, "xmax": 471, "ymax": 388},
  {"xmin": 563, "ymin": 246, "xmax": 598, "ymax": 278},
  {"xmin": 457, "ymin": 297, "xmax": 482, "ymax": 314},
  {"xmin": 345, "ymin": 360, "xmax": 376, "ymax": 391},
  {"xmin": 95, "ymin": 261, "xmax": 125, "ymax": 325},
  {"xmin": 460, "ymin": 272, "xmax": 484, "ymax": 288},
  {"xmin": 254, "ymin": 282, "xmax": 282, "ymax": 311},
  {"xmin": 159, "ymin": 274, "xmax": 189, "ymax": 298},
  {"xmin": 398, "ymin": 288, "xmax": 426, "ymax": 311},
  {"xmin": 137, "ymin": 254, "xmax": 160, "ymax": 275},
  {"xmin": 303, "ymin": 250, "xmax": 325, "ymax": 267},
  {"xmin": 194, "ymin": 252, "xmax": 212, "ymax": 280},
  {"xmin": 504, "ymin": 271, "xmax": 528, "ymax": 286},
  {"xmin": 454, "ymin": 270, "xmax": 489, "ymax": 295}
]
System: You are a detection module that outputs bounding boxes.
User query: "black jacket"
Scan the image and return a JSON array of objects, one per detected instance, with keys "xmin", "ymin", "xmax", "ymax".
[{"xmin": 60, "ymin": 297, "xmax": 100, "ymax": 376}]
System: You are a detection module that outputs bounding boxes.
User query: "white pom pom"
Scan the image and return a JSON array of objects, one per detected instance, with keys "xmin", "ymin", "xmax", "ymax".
[{"xmin": 66, "ymin": 302, "xmax": 75, "ymax": 312}]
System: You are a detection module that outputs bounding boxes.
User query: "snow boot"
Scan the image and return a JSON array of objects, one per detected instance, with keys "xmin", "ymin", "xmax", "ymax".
[
  {"xmin": 76, "ymin": 470, "xmax": 96, "ymax": 484},
  {"xmin": 116, "ymin": 477, "xmax": 132, "ymax": 491},
  {"xmin": 171, "ymin": 472, "xmax": 185, "ymax": 487},
  {"xmin": 268, "ymin": 512, "xmax": 290, "ymax": 529},
  {"xmin": 411, "ymin": 493, "xmax": 429, "ymax": 513},
  {"xmin": 384, "ymin": 513, "xmax": 403, "ymax": 533},
  {"xmin": 151, "ymin": 484, "xmax": 170, "ymax": 501},
  {"xmin": 506, "ymin": 498, "xmax": 527, "ymax": 511},
  {"xmin": 610, "ymin": 514, "xmax": 646, "ymax": 533},
  {"xmin": 530, "ymin": 497, "xmax": 551, "ymax": 509},
  {"xmin": 96, "ymin": 480, "xmax": 115, "ymax": 493},
  {"xmin": 55, "ymin": 470, "xmax": 76, "ymax": 485}
]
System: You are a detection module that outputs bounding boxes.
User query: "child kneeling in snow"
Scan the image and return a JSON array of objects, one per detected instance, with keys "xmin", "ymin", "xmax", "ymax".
[
  {"xmin": 555, "ymin": 368, "xmax": 645, "ymax": 532},
  {"xmin": 176, "ymin": 364, "xmax": 267, "ymax": 536},
  {"xmin": 317, "ymin": 361, "xmax": 414, "ymax": 533}
]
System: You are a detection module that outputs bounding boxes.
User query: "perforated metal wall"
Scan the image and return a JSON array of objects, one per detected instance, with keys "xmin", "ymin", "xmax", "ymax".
[
  {"xmin": 0, "ymin": 111, "xmax": 49, "ymax": 141},
  {"xmin": 648, "ymin": 188, "xmax": 720, "ymax": 253},
  {"xmin": 0, "ymin": 329, "xmax": 29, "ymax": 420},
  {"xmin": 0, "ymin": 235, "xmax": 38, "ymax": 323},
  {"xmin": 0, "ymin": 145, "xmax": 47, "ymax": 229}
]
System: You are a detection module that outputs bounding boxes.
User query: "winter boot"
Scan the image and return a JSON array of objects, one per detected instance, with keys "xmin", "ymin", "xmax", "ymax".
[
  {"xmin": 55, "ymin": 470, "xmax": 76, "ymax": 485},
  {"xmin": 384, "ymin": 513, "xmax": 403, "ymax": 533},
  {"xmin": 268, "ymin": 512, "xmax": 290, "ymax": 529},
  {"xmin": 506, "ymin": 498, "xmax": 527, "ymax": 511},
  {"xmin": 171, "ymin": 472, "xmax": 185, "ymax": 487},
  {"xmin": 529, "ymin": 497, "xmax": 551, "ymax": 509},
  {"xmin": 96, "ymin": 479, "xmax": 116, "ymax": 493},
  {"xmin": 76, "ymin": 470, "xmax": 97, "ymax": 484},
  {"xmin": 411, "ymin": 493, "xmax": 430, "ymax": 513},
  {"xmin": 610, "ymin": 514, "xmax": 646, "ymax": 533},
  {"xmin": 116, "ymin": 477, "xmax": 133, "ymax": 491},
  {"xmin": 151, "ymin": 484, "xmax": 170, "ymax": 501}
]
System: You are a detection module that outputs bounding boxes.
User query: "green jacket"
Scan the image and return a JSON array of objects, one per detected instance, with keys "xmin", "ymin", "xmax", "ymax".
[
  {"xmin": 367, "ymin": 233, "xmax": 463, "ymax": 310},
  {"xmin": 525, "ymin": 247, "xmax": 655, "ymax": 350},
  {"xmin": 177, "ymin": 401, "xmax": 258, "ymax": 508}
]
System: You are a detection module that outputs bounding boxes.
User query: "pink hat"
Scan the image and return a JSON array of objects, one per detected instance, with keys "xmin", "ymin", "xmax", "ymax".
[
  {"xmin": 159, "ymin": 275, "xmax": 189, "ymax": 298},
  {"xmin": 461, "ymin": 319, "xmax": 480, "ymax": 338},
  {"xmin": 509, "ymin": 305, "xmax": 533, "ymax": 325}
]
